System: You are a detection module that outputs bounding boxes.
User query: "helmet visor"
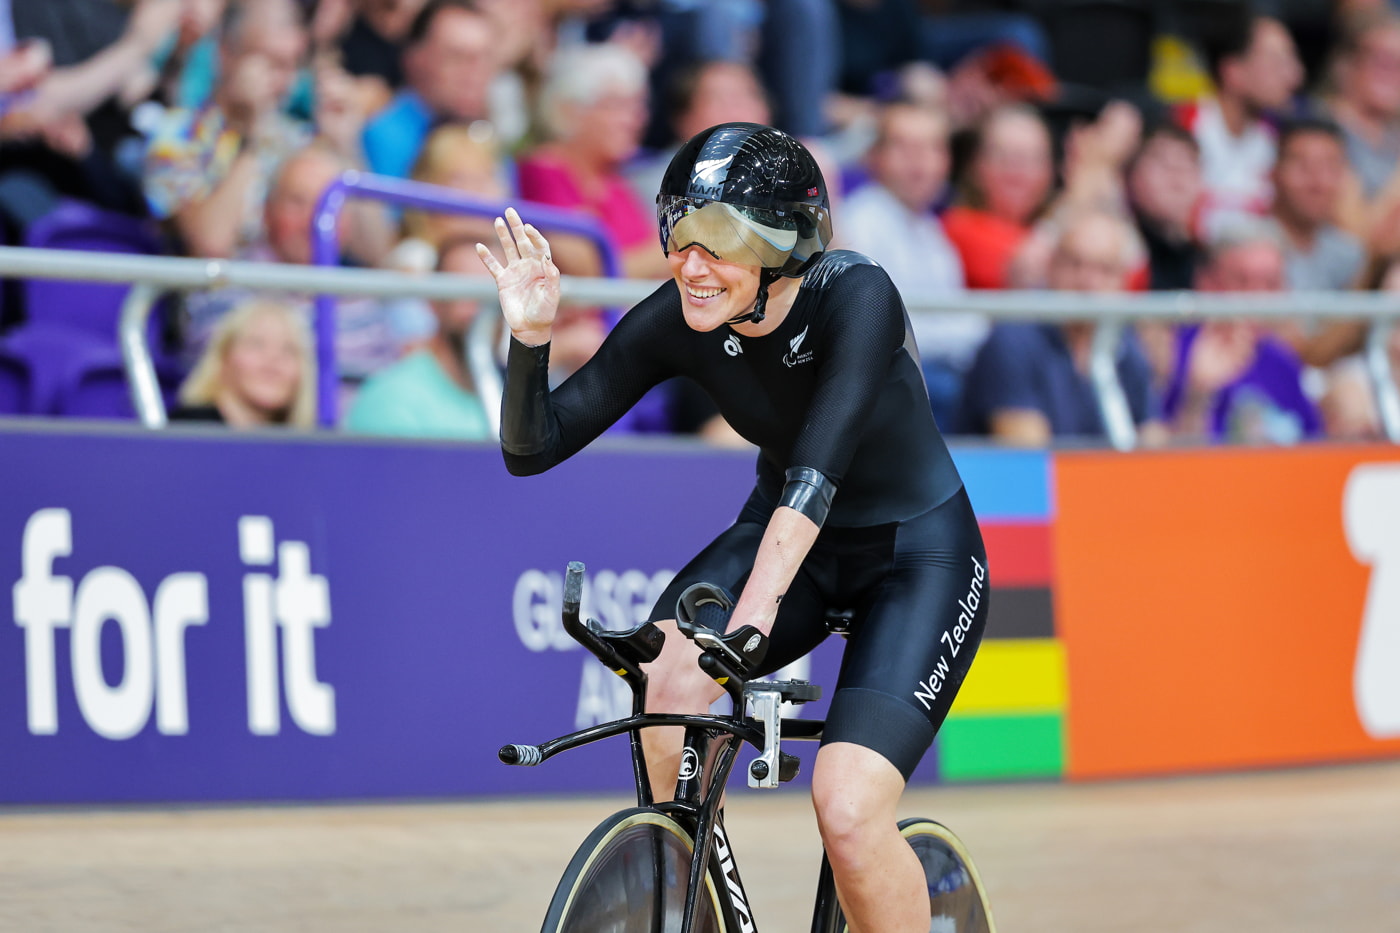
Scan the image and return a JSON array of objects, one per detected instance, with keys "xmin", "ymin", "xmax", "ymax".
[{"xmin": 657, "ymin": 195, "xmax": 797, "ymax": 268}]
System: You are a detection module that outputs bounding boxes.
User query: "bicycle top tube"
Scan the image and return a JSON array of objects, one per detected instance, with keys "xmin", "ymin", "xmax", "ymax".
[{"xmin": 498, "ymin": 694, "xmax": 824, "ymax": 766}]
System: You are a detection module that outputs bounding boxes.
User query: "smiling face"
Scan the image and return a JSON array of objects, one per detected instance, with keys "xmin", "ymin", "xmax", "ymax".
[
  {"xmin": 265, "ymin": 149, "xmax": 344, "ymax": 266},
  {"xmin": 1348, "ymin": 22, "xmax": 1400, "ymax": 121},
  {"xmin": 1230, "ymin": 18, "xmax": 1303, "ymax": 115},
  {"xmin": 1047, "ymin": 213, "xmax": 1134, "ymax": 293},
  {"xmin": 668, "ymin": 245, "xmax": 762, "ymax": 332},
  {"xmin": 567, "ymin": 84, "xmax": 649, "ymax": 167},
  {"xmin": 407, "ymin": 6, "xmax": 498, "ymax": 122},
  {"xmin": 1273, "ymin": 129, "xmax": 1347, "ymax": 229},
  {"xmin": 971, "ymin": 108, "xmax": 1053, "ymax": 226},
  {"xmin": 1128, "ymin": 130, "xmax": 1202, "ymax": 234},
  {"xmin": 221, "ymin": 306, "xmax": 305, "ymax": 420},
  {"xmin": 869, "ymin": 103, "xmax": 950, "ymax": 213}
]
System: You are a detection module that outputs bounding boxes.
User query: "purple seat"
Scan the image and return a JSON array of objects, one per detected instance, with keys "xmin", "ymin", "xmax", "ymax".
[
  {"xmin": 23, "ymin": 201, "xmax": 163, "ymax": 341},
  {"xmin": 0, "ymin": 323, "xmax": 182, "ymax": 421},
  {"xmin": 56, "ymin": 352, "xmax": 138, "ymax": 419},
  {"xmin": 0, "ymin": 346, "xmax": 34, "ymax": 415},
  {"xmin": 0, "ymin": 325, "xmax": 84, "ymax": 415}
]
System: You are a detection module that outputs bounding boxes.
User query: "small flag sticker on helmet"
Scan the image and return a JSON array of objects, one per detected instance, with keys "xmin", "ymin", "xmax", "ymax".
[{"xmin": 807, "ymin": 186, "xmax": 819, "ymax": 196}]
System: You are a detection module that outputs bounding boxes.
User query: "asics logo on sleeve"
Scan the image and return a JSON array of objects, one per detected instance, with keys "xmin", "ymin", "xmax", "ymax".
[
  {"xmin": 724, "ymin": 334, "xmax": 743, "ymax": 357},
  {"xmin": 783, "ymin": 326, "xmax": 814, "ymax": 367}
]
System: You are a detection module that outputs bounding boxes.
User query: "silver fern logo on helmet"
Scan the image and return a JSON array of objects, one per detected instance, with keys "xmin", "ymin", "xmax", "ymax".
[
  {"xmin": 693, "ymin": 155, "xmax": 734, "ymax": 183},
  {"xmin": 688, "ymin": 155, "xmax": 734, "ymax": 198}
]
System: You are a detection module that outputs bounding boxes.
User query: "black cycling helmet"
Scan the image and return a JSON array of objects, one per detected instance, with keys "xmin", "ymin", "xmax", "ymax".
[{"xmin": 657, "ymin": 123, "xmax": 833, "ymax": 324}]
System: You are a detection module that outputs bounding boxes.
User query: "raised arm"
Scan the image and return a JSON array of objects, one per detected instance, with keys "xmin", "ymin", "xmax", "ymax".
[{"xmin": 478, "ymin": 208, "xmax": 670, "ymax": 474}]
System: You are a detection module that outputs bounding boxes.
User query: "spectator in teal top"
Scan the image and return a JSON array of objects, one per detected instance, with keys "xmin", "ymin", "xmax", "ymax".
[{"xmin": 345, "ymin": 237, "xmax": 493, "ymax": 439}]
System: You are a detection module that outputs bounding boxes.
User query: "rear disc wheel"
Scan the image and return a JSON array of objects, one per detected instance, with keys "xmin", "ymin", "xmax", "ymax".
[
  {"xmin": 898, "ymin": 818, "xmax": 997, "ymax": 933},
  {"xmin": 820, "ymin": 817, "xmax": 996, "ymax": 933}
]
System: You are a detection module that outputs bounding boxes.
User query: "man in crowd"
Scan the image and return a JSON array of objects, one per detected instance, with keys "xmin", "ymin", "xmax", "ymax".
[
  {"xmin": 1176, "ymin": 13, "xmax": 1303, "ymax": 235},
  {"xmin": 1162, "ymin": 221, "xmax": 1321, "ymax": 443},
  {"xmin": 361, "ymin": 0, "xmax": 499, "ymax": 178},
  {"xmin": 1268, "ymin": 117, "xmax": 1366, "ymax": 292},
  {"xmin": 840, "ymin": 98, "xmax": 979, "ymax": 430},
  {"xmin": 182, "ymin": 144, "xmax": 401, "ymax": 385},
  {"xmin": 1329, "ymin": 10, "xmax": 1400, "ymax": 203},
  {"xmin": 958, "ymin": 210, "xmax": 1164, "ymax": 445}
]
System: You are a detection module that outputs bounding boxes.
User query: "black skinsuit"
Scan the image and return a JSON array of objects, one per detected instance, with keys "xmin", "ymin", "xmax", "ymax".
[{"xmin": 502, "ymin": 251, "xmax": 988, "ymax": 778}]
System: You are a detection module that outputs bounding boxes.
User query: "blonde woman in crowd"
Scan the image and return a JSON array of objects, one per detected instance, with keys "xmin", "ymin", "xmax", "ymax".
[
  {"xmin": 171, "ymin": 299, "xmax": 317, "ymax": 428},
  {"xmin": 392, "ymin": 122, "xmax": 510, "ymax": 274}
]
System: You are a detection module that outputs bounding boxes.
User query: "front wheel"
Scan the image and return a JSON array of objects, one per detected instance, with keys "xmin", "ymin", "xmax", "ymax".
[
  {"xmin": 541, "ymin": 807, "xmax": 728, "ymax": 933},
  {"xmin": 814, "ymin": 818, "xmax": 997, "ymax": 933}
]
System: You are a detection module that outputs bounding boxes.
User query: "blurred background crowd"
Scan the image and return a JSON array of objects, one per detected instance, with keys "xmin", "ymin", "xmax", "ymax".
[{"xmin": 2, "ymin": 0, "xmax": 1399, "ymax": 446}]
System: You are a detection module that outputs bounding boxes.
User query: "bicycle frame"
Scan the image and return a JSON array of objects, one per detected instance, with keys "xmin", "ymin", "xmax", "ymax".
[{"xmin": 500, "ymin": 563, "xmax": 832, "ymax": 933}]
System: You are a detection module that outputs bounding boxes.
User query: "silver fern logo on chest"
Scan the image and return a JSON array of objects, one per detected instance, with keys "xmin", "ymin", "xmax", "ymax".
[{"xmin": 783, "ymin": 326, "xmax": 815, "ymax": 367}]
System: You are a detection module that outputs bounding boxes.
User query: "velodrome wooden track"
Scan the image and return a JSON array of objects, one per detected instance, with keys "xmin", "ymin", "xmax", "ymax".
[{"xmin": 2, "ymin": 759, "xmax": 1397, "ymax": 932}]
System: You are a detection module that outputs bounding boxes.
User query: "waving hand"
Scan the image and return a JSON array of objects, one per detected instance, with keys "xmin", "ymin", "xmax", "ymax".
[{"xmin": 477, "ymin": 207, "xmax": 560, "ymax": 347}]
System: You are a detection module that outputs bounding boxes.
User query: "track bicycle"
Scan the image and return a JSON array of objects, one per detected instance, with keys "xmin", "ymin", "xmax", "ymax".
[{"xmin": 500, "ymin": 561, "xmax": 997, "ymax": 933}]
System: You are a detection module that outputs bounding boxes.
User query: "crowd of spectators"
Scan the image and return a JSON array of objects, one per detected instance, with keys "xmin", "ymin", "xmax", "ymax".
[{"xmin": 2, "ymin": 0, "xmax": 1399, "ymax": 447}]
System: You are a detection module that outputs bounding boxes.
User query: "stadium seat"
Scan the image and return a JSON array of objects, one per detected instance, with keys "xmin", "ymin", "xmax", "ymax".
[
  {"xmin": 0, "ymin": 324, "xmax": 79, "ymax": 415},
  {"xmin": 55, "ymin": 352, "xmax": 138, "ymax": 419},
  {"xmin": 23, "ymin": 201, "xmax": 164, "ymax": 341},
  {"xmin": 0, "ymin": 345, "xmax": 35, "ymax": 415},
  {"xmin": 0, "ymin": 323, "xmax": 181, "ymax": 421}
]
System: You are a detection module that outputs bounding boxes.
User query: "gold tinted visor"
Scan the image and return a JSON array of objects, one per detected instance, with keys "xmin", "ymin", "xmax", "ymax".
[{"xmin": 658, "ymin": 196, "xmax": 797, "ymax": 268}]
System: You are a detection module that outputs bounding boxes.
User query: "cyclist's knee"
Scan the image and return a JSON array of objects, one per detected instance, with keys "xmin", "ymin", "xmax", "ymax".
[{"xmin": 810, "ymin": 743, "xmax": 903, "ymax": 856}]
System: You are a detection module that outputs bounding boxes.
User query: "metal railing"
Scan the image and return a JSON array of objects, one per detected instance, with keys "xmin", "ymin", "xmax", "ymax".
[
  {"xmin": 309, "ymin": 172, "xmax": 625, "ymax": 425},
  {"xmin": 0, "ymin": 244, "xmax": 1397, "ymax": 446}
]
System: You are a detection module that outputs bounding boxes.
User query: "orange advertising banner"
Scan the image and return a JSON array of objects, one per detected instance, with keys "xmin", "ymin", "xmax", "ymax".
[{"xmin": 1055, "ymin": 446, "xmax": 1400, "ymax": 779}]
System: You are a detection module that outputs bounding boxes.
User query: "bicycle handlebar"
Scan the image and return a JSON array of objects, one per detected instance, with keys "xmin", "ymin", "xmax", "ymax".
[
  {"xmin": 560, "ymin": 561, "xmax": 648, "ymax": 682},
  {"xmin": 499, "ymin": 563, "xmax": 819, "ymax": 791},
  {"xmin": 563, "ymin": 561, "xmax": 584, "ymax": 621},
  {"xmin": 499, "ymin": 743, "xmax": 543, "ymax": 766}
]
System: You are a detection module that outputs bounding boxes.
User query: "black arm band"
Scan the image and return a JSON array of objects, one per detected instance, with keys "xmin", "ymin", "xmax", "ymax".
[
  {"xmin": 779, "ymin": 467, "xmax": 836, "ymax": 528},
  {"xmin": 501, "ymin": 336, "xmax": 553, "ymax": 456}
]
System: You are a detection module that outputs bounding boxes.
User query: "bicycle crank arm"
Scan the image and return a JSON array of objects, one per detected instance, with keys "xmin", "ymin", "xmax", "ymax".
[{"xmin": 744, "ymin": 683, "xmax": 789, "ymax": 784}]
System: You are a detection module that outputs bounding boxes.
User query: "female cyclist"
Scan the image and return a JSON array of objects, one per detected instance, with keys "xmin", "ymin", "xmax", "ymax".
[{"xmin": 478, "ymin": 122, "xmax": 988, "ymax": 933}]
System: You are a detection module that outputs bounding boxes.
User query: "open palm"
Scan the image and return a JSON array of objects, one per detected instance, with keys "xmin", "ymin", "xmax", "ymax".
[{"xmin": 477, "ymin": 207, "xmax": 560, "ymax": 344}]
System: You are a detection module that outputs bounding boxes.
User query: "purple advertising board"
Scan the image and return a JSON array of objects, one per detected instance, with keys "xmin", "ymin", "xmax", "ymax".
[
  {"xmin": 2, "ymin": 424, "xmax": 1039, "ymax": 804},
  {"xmin": 2, "ymin": 425, "xmax": 837, "ymax": 803}
]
